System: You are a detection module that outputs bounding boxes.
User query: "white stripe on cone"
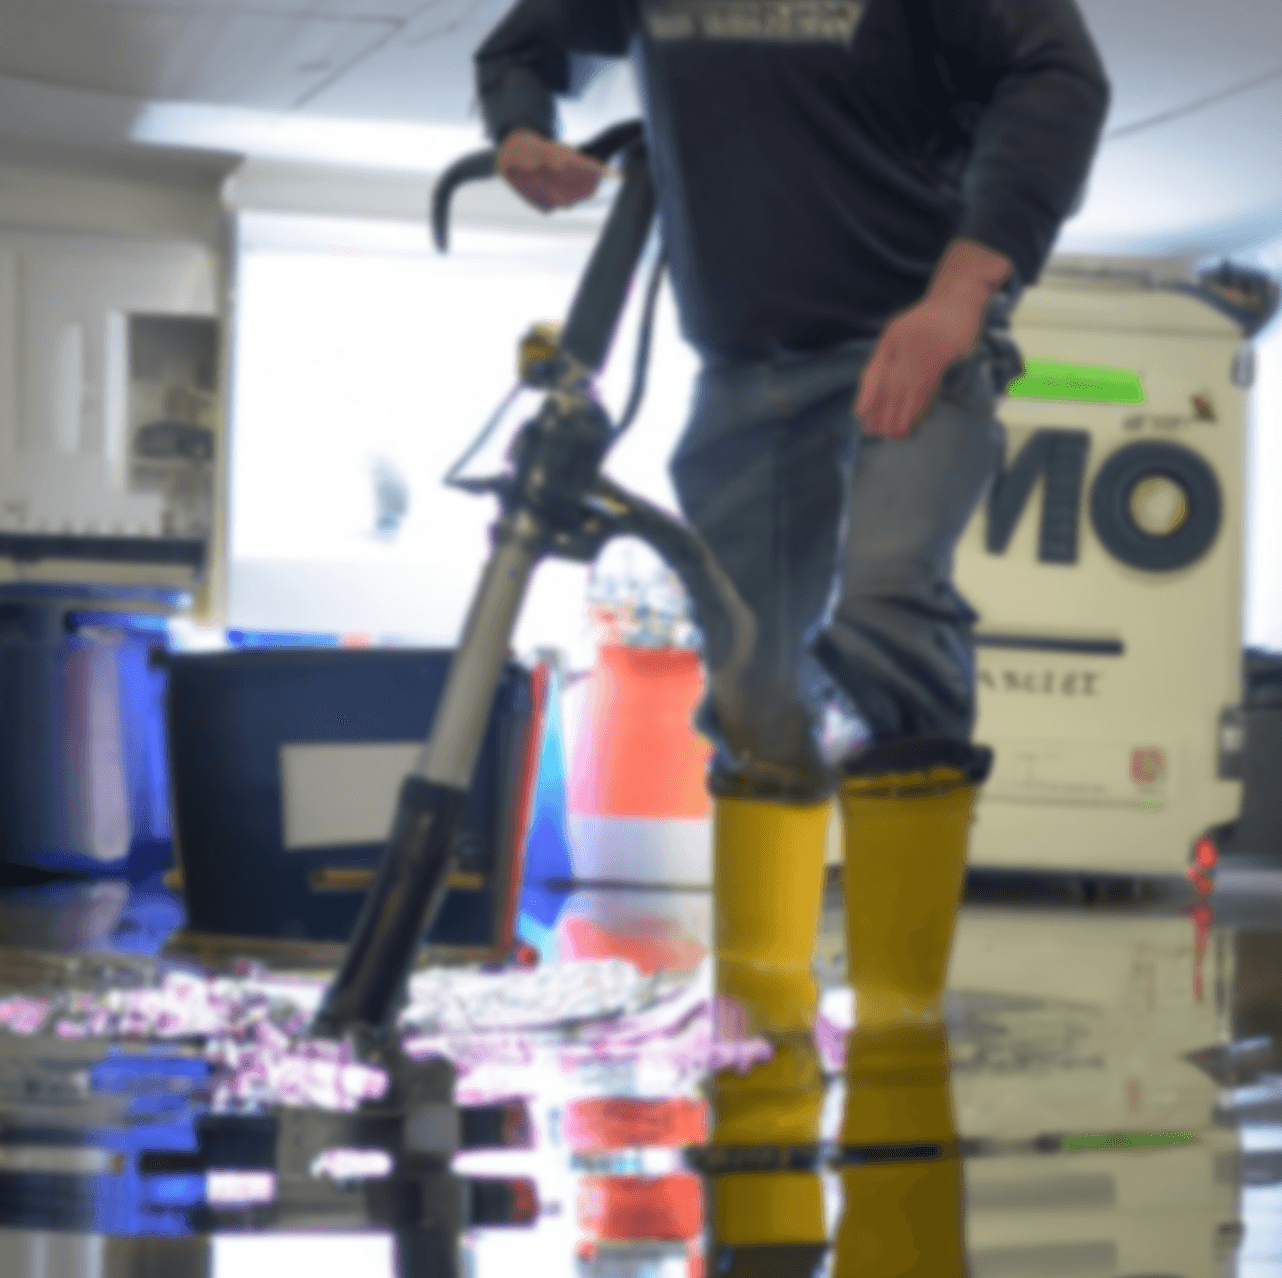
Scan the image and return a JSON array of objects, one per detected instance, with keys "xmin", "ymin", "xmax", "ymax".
[{"xmin": 558, "ymin": 651, "xmax": 713, "ymax": 970}]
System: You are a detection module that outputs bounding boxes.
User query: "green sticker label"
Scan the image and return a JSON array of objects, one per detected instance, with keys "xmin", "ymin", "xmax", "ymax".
[
  {"xmin": 1062, "ymin": 1131, "xmax": 1197, "ymax": 1152},
  {"xmin": 1007, "ymin": 359, "xmax": 1147, "ymax": 405}
]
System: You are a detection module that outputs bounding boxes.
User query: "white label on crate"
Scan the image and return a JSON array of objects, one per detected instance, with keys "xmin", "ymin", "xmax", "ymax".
[
  {"xmin": 279, "ymin": 742, "xmax": 421, "ymax": 849},
  {"xmin": 985, "ymin": 738, "xmax": 1175, "ymax": 808}
]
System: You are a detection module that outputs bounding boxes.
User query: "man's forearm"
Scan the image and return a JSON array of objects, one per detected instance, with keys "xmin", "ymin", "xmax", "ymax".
[
  {"xmin": 947, "ymin": 0, "xmax": 1110, "ymax": 287},
  {"xmin": 928, "ymin": 239, "xmax": 1014, "ymax": 304},
  {"xmin": 926, "ymin": 238, "xmax": 1015, "ymax": 330},
  {"xmin": 475, "ymin": 0, "xmax": 631, "ymax": 145}
]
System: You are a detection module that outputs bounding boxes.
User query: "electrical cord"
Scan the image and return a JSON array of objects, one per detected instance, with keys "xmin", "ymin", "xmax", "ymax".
[
  {"xmin": 443, "ymin": 383, "xmax": 522, "ymax": 492},
  {"xmin": 612, "ymin": 247, "xmax": 667, "ymax": 441}
]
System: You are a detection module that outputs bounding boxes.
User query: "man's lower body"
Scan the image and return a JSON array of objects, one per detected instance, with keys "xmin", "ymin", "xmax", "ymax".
[{"xmin": 671, "ymin": 338, "xmax": 1008, "ymax": 1276}]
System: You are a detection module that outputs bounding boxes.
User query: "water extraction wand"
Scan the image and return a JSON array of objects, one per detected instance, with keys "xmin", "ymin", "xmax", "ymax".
[{"xmin": 311, "ymin": 122, "xmax": 753, "ymax": 1045}]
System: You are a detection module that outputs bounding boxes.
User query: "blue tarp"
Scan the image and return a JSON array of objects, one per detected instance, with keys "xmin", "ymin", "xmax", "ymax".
[{"xmin": 515, "ymin": 673, "xmax": 574, "ymax": 963}]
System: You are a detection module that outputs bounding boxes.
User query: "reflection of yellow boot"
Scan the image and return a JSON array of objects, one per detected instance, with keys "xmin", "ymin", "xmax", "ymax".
[
  {"xmin": 709, "ymin": 1035, "xmax": 827, "ymax": 1248},
  {"xmin": 841, "ymin": 1020, "xmax": 956, "ymax": 1146},
  {"xmin": 839, "ymin": 742, "xmax": 989, "ymax": 1027},
  {"xmin": 708, "ymin": 798, "xmax": 829, "ymax": 1262},
  {"xmin": 834, "ymin": 1022, "xmax": 968, "ymax": 1277}
]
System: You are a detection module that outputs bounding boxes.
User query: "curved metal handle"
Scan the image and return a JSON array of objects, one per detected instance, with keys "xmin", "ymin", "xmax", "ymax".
[
  {"xmin": 430, "ymin": 119, "xmax": 647, "ymax": 253},
  {"xmin": 430, "ymin": 151, "xmax": 497, "ymax": 252},
  {"xmin": 587, "ymin": 475, "xmax": 756, "ymax": 689}
]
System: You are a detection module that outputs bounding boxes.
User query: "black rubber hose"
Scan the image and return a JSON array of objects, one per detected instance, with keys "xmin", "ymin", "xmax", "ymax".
[
  {"xmin": 310, "ymin": 777, "xmax": 469, "ymax": 1039},
  {"xmin": 557, "ymin": 141, "xmax": 656, "ymax": 374}
]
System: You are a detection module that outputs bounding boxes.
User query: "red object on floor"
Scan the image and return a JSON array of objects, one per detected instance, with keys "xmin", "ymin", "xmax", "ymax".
[
  {"xmin": 1191, "ymin": 903, "xmax": 1214, "ymax": 1004},
  {"xmin": 577, "ymin": 1173, "xmax": 704, "ymax": 1241},
  {"xmin": 559, "ymin": 914, "xmax": 706, "ymax": 976},
  {"xmin": 1193, "ymin": 836, "xmax": 1219, "ymax": 869},
  {"xmin": 509, "ymin": 1178, "xmax": 538, "ymax": 1223},
  {"xmin": 564, "ymin": 1097, "xmax": 709, "ymax": 1152},
  {"xmin": 511, "ymin": 942, "xmax": 540, "ymax": 968}
]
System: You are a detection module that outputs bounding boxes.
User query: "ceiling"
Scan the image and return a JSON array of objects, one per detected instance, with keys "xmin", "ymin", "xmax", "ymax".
[{"xmin": 0, "ymin": 0, "xmax": 1280, "ymax": 258}]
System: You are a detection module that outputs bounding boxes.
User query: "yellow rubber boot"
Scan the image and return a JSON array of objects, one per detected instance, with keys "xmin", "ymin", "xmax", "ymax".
[
  {"xmin": 708, "ymin": 797, "xmax": 830, "ymax": 1251},
  {"xmin": 833, "ymin": 1022, "xmax": 968, "ymax": 1277},
  {"xmin": 714, "ymin": 797, "xmax": 830, "ymax": 1035},
  {"xmin": 839, "ymin": 753, "xmax": 984, "ymax": 1028},
  {"xmin": 829, "ymin": 742, "xmax": 985, "ymax": 1277}
]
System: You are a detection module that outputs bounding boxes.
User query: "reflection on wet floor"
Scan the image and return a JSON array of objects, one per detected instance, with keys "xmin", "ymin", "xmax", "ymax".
[{"xmin": 1, "ymin": 871, "xmax": 1281, "ymax": 1277}]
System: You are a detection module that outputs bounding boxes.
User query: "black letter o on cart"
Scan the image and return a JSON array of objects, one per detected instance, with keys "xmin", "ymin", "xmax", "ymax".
[{"xmin": 1089, "ymin": 441, "xmax": 1222, "ymax": 572}]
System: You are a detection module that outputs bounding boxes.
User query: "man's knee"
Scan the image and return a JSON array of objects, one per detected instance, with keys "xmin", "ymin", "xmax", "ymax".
[
  {"xmin": 696, "ymin": 691, "xmax": 832, "ymax": 802},
  {"xmin": 811, "ymin": 619, "xmax": 977, "ymax": 744}
]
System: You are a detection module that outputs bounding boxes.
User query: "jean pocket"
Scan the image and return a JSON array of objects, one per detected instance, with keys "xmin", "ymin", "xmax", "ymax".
[
  {"xmin": 986, "ymin": 330, "xmax": 1025, "ymax": 396},
  {"xmin": 939, "ymin": 350, "xmax": 999, "ymax": 419}
]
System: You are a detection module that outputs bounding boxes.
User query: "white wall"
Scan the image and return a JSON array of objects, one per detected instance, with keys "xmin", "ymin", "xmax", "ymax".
[
  {"xmin": 0, "ymin": 154, "xmax": 229, "ymax": 604},
  {"xmin": 0, "ymin": 152, "xmax": 226, "ymax": 246},
  {"xmin": 228, "ymin": 210, "xmax": 698, "ymax": 661}
]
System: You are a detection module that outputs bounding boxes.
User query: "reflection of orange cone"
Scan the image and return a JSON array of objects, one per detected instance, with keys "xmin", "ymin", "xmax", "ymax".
[
  {"xmin": 570, "ymin": 1096, "xmax": 708, "ymax": 1278},
  {"xmin": 577, "ymin": 1174, "xmax": 703, "ymax": 1240},
  {"xmin": 559, "ymin": 645, "xmax": 713, "ymax": 974},
  {"xmin": 566, "ymin": 1097, "xmax": 708, "ymax": 1152}
]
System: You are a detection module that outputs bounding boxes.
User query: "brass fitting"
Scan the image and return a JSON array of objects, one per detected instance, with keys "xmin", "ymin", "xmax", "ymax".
[{"xmin": 518, "ymin": 322, "xmax": 562, "ymax": 387}]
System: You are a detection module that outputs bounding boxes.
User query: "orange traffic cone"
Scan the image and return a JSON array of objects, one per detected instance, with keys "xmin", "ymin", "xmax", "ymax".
[{"xmin": 559, "ymin": 644, "xmax": 713, "ymax": 974}]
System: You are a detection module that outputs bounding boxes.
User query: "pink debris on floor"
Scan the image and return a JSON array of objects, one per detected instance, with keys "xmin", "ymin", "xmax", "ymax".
[
  {"xmin": 0, "ymin": 997, "xmax": 52, "ymax": 1035},
  {"xmin": 404, "ymin": 963, "xmax": 772, "ymax": 1103},
  {"xmin": 0, "ymin": 957, "xmax": 775, "ymax": 1112}
]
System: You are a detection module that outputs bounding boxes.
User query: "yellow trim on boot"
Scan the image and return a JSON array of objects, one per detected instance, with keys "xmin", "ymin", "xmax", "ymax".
[
  {"xmin": 839, "ymin": 767, "xmax": 978, "ymax": 1027},
  {"xmin": 714, "ymin": 796, "xmax": 830, "ymax": 1036}
]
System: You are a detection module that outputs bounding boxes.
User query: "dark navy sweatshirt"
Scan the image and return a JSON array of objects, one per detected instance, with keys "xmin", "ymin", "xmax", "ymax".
[{"xmin": 475, "ymin": 0, "xmax": 1110, "ymax": 362}]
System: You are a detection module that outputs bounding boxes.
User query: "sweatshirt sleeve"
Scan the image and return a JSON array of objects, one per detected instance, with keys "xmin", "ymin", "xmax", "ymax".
[
  {"xmin": 936, "ymin": 0, "xmax": 1111, "ymax": 285},
  {"xmin": 475, "ymin": 0, "xmax": 633, "ymax": 145}
]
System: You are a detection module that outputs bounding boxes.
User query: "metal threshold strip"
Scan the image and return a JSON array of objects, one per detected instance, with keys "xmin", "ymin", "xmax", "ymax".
[{"xmin": 0, "ymin": 533, "xmax": 206, "ymax": 569}]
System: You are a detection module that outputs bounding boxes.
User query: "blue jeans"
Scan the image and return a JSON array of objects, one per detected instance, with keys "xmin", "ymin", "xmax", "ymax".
[{"xmin": 670, "ymin": 338, "xmax": 1009, "ymax": 801}]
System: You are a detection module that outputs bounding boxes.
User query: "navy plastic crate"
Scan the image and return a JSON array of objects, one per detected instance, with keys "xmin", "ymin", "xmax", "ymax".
[{"xmin": 164, "ymin": 648, "xmax": 533, "ymax": 958}]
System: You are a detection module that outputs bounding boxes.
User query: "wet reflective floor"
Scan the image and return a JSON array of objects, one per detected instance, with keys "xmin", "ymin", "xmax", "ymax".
[{"xmin": 1, "ymin": 866, "xmax": 1281, "ymax": 1278}]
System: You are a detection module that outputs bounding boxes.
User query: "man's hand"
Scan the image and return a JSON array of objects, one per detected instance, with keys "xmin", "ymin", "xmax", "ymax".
[
  {"xmin": 855, "ymin": 239, "xmax": 1013, "ymax": 439},
  {"xmin": 497, "ymin": 128, "xmax": 605, "ymax": 212}
]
